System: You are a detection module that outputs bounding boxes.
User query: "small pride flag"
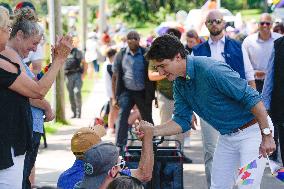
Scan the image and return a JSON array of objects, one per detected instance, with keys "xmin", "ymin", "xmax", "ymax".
[
  {"xmin": 236, "ymin": 155, "xmax": 267, "ymax": 186},
  {"xmin": 267, "ymin": 158, "xmax": 284, "ymax": 183},
  {"xmin": 36, "ymin": 63, "xmax": 51, "ymax": 80}
]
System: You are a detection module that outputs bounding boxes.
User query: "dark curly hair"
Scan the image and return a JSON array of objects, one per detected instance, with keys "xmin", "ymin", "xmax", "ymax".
[
  {"xmin": 107, "ymin": 176, "xmax": 144, "ymax": 189},
  {"xmin": 145, "ymin": 34, "xmax": 187, "ymax": 62}
]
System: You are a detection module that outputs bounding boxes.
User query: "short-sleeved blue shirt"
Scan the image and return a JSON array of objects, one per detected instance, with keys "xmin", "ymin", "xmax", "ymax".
[{"xmin": 57, "ymin": 159, "xmax": 84, "ymax": 189}]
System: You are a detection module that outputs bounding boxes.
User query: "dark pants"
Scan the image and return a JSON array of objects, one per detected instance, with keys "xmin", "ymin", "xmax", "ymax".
[
  {"xmin": 22, "ymin": 132, "xmax": 42, "ymax": 189},
  {"xmin": 66, "ymin": 72, "xmax": 82, "ymax": 117},
  {"xmin": 115, "ymin": 90, "xmax": 153, "ymax": 147},
  {"xmin": 274, "ymin": 123, "xmax": 284, "ymax": 165},
  {"xmin": 92, "ymin": 59, "xmax": 99, "ymax": 72},
  {"xmin": 255, "ymin": 79, "xmax": 264, "ymax": 93}
]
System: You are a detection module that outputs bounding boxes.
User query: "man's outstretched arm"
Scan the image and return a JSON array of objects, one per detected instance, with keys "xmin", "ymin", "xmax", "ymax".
[{"xmin": 131, "ymin": 121, "xmax": 154, "ymax": 182}]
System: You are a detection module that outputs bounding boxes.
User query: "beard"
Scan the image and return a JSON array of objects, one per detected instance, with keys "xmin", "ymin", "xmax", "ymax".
[{"xmin": 209, "ymin": 29, "xmax": 223, "ymax": 36}]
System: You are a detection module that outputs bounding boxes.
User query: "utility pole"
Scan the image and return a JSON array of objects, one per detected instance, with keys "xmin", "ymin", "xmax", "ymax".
[
  {"xmin": 48, "ymin": 0, "xmax": 66, "ymax": 123},
  {"xmin": 80, "ymin": 0, "xmax": 87, "ymax": 53},
  {"xmin": 98, "ymin": 0, "xmax": 106, "ymax": 37},
  {"xmin": 217, "ymin": 0, "xmax": 221, "ymax": 9}
]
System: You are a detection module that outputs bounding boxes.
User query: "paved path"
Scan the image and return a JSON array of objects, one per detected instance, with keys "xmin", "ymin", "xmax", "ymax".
[{"xmin": 35, "ymin": 79, "xmax": 284, "ymax": 188}]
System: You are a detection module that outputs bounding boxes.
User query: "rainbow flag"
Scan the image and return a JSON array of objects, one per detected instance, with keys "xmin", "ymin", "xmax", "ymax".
[
  {"xmin": 36, "ymin": 63, "xmax": 51, "ymax": 80},
  {"xmin": 236, "ymin": 155, "xmax": 267, "ymax": 186},
  {"xmin": 267, "ymin": 158, "xmax": 284, "ymax": 183}
]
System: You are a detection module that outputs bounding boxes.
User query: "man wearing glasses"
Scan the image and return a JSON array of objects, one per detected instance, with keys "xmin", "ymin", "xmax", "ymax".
[
  {"xmin": 192, "ymin": 10, "xmax": 255, "ymax": 188},
  {"xmin": 74, "ymin": 121, "xmax": 154, "ymax": 189},
  {"xmin": 242, "ymin": 13, "xmax": 282, "ymax": 93}
]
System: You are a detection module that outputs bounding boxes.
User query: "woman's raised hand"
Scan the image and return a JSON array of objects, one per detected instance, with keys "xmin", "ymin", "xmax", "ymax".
[{"xmin": 53, "ymin": 35, "xmax": 73, "ymax": 63}]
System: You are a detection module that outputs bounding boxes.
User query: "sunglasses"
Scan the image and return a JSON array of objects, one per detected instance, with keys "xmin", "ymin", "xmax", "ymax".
[
  {"xmin": 115, "ymin": 158, "xmax": 126, "ymax": 169},
  {"xmin": 259, "ymin": 22, "xmax": 272, "ymax": 26},
  {"xmin": 206, "ymin": 19, "xmax": 223, "ymax": 25}
]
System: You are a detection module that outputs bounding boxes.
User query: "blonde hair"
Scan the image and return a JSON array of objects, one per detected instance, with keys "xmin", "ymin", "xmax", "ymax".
[{"xmin": 0, "ymin": 6, "xmax": 10, "ymax": 29}]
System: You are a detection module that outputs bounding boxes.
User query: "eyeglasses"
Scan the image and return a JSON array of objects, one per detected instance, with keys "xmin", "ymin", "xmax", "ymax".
[
  {"xmin": 206, "ymin": 19, "xmax": 223, "ymax": 25},
  {"xmin": 115, "ymin": 158, "xmax": 126, "ymax": 170},
  {"xmin": 259, "ymin": 22, "xmax": 272, "ymax": 26}
]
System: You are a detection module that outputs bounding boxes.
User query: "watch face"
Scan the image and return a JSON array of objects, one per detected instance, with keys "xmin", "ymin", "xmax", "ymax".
[{"xmin": 262, "ymin": 128, "xmax": 270, "ymax": 135}]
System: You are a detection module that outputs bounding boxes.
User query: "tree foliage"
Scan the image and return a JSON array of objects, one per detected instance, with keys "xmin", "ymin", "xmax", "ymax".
[{"xmin": 109, "ymin": 0, "xmax": 267, "ymax": 25}]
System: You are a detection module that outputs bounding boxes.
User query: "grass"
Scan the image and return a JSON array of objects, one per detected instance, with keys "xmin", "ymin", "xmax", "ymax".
[
  {"xmin": 44, "ymin": 122, "xmax": 66, "ymax": 135},
  {"xmin": 233, "ymin": 9, "xmax": 262, "ymax": 21}
]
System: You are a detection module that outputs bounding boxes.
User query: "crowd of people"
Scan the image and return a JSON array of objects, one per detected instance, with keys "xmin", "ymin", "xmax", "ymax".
[{"xmin": 0, "ymin": 1, "xmax": 284, "ymax": 189}]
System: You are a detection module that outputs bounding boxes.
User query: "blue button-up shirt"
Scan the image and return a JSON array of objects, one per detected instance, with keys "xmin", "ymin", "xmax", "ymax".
[
  {"xmin": 21, "ymin": 60, "xmax": 44, "ymax": 133},
  {"xmin": 113, "ymin": 47, "xmax": 145, "ymax": 91},
  {"xmin": 172, "ymin": 56, "xmax": 261, "ymax": 135},
  {"xmin": 262, "ymin": 49, "xmax": 274, "ymax": 110}
]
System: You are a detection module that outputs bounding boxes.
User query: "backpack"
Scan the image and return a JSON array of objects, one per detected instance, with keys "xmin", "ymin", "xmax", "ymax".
[{"xmin": 64, "ymin": 48, "xmax": 83, "ymax": 75}]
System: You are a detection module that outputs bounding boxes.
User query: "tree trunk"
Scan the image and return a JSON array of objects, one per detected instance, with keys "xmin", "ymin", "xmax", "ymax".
[
  {"xmin": 243, "ymin": 0, "xmax": 248, "ymax": 9},
  {"xmin": 48, "ymin": 0, "xmax": 66, "ymax": 123}
]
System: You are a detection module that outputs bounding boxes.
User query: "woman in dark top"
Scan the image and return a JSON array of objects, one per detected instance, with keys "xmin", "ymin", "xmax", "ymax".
[
  {"xmin": 184, "ymin": 29, "xmax": 202, "ymax": 54},
  {"xmin": 0, "ymin": 7, "xmax": 73, "ymax": 189}
]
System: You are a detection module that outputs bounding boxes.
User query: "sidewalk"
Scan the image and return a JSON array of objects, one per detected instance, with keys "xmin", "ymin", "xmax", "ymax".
[{"xmin": 35, "ymin": 78, "xmax": 284, "ymax": 188}]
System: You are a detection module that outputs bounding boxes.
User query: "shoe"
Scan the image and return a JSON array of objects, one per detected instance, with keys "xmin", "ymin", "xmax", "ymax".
[
  {"xmin": 71, "ymin": 114, "xmax": 76, "ymax": 119},
  {"xmin": 76, "ymin": 114, "xmax": 81, "ymax": 118},
  {"xmin": 183, "ymin": 155, "xmax": 193, "ymax": 164}
]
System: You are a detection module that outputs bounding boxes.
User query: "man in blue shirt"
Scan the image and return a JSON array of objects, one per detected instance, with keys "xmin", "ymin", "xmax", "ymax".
[
  {"xmin": 57, "ymin": 127, "xmax": 103, "ymax": 189},
  {"xmin": 140, "ymin": 34, "xmax": 275, "ymax": 189},
  {"xmin": 112, "ymin": 31, "xmax": 155, "ymax": 153},
  {"xmin": 262, "ymin": 36, "xmax": 284, "ymax": 165}
]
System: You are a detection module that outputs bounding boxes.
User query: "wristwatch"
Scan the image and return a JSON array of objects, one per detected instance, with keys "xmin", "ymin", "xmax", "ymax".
[{"xmin": 261, "ymin": 128, "xmax": 271, "ymax": 136}]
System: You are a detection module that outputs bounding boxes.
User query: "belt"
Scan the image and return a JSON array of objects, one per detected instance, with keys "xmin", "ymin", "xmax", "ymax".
[{"xmin": 232, "ymin": 118, "xmax": 257, "ymax": 133}]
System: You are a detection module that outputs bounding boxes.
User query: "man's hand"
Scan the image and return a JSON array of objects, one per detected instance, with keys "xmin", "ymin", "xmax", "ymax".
[
  {"xmin": 191, "ymin": 114, "xmax": 197, "ymax": 130},
  {"xmin": 134, "ymin": 120, "xmax": 154, "ymax": 140},
  {"xmin": 259, "ymin": 135, "xmax": 276, "ymax": 157},
  {"xmin": 254, "ymin": 70, "xmax": 265, "ymax": 80},
  {"xmin": 112, "ymin": 98, "xmax": 119, "ymax": 109},
  {"xmin": 44, "ymin": 108, "xmax": 55, "ymax": 122}
]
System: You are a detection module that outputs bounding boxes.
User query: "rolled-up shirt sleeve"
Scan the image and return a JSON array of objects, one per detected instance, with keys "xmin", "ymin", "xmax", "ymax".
[
  {"xmin": 208, "ymin": 63, "xmax": 262, "ymax": 111},
  {"xmin": 172, "ymin": 81, "xmax": 193, "ymax": 132},
  {"xmin": 242, "ymin": 45, "xmax": 255, "ymax": 82},
  {"xmin": 262, "ymin": 49, "xmax": 275, "ymax": 110}
]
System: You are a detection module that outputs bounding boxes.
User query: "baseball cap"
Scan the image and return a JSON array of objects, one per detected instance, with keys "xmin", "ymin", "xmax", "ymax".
[
  {"xmin": 79, "ymin": 142, "xmax": 119, "ymax": 189},
  {"xmin": 71, "ymin": 127, "xmax": 102, "ymax": 156},
  {"xmin": 14, "ymin": 1, "xmax": 36, "ymax": 12}
]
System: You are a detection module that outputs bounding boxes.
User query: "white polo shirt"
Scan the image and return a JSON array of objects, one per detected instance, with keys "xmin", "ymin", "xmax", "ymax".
[{"xmin": 242, "ymin": 32, "xmax": 282, "ymax": 79}]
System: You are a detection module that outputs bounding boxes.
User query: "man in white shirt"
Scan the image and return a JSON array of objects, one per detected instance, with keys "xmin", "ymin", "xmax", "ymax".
[
  {"xmin": 192, "ymin": 10, "xmax": 255, "ymax": 189},
  {"xmin": 242, "ymin": 13, "xmax": 282, "ymax": 92}
]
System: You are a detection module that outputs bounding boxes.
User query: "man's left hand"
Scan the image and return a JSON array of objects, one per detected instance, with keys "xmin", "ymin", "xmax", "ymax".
[{"xmin": 259, "ymin": 135, "xmax": 276, "ymax": 157}]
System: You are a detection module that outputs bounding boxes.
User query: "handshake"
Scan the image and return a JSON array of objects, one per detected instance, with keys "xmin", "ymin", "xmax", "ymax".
[{"xmin": 134, "ymin": 120, "xmax": 154, "ymax": 140}]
